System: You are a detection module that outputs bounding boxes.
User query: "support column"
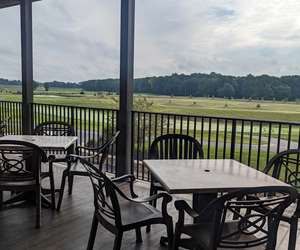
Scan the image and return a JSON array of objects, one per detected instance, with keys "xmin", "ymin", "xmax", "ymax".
[
  {"xmin": 116, "ymin": 0, "xmax": 135, "ymax": 176},
  {"xmin": 20, "ymin": 0, "xmax": 33, "ymax": 134}
]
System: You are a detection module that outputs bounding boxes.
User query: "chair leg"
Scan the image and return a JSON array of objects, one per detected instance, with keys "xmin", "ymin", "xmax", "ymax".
[
  {"xmin": 288, "ymin": 217, "xmax": 298, "ymax": 250},
  {"xmin": 0, "ymin": 191, "xmax": 3, "ymax": 210},
  {"xmin": 146, "ymin": 185, "xmax": 158, "ymax": 233},
  {"xmin": 68, "ymin": 173, "xmax": 74, "ymax": 195},
  {"xmin": 166, "ymin": 219, "xmax": 174, "ymax": 250},
  {"xmin": 113, "ymin": 232, "xmax": 123, "ymax": 250},
  {"xmin": 173, "ymin": 223, "xmax": 180, "ymax": 250},
  {"xmin": 36, "ymin": 186, "xmax": 41, "ymax": 228},
  {"xmin": 87, "ymin": 213, "xmax": 99, "ymax": 250},
  {"xmin": 49, "ymin": 162, "xmax": 56, "ymax": 210},
  {"xmin": 56, "ymin": 169, "xmax": 68, "ymax": 211},
  {"xmin": 135, "ymin": 228, "xmax": 142, "ymax": 243}
]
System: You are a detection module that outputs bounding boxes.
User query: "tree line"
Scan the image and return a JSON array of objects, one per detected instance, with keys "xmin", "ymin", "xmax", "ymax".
[{"xmin": 1, "ymin": 72, "xmax": 300, "ymax": 100}]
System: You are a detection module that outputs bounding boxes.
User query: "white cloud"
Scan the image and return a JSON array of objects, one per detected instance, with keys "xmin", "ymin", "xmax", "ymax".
[{"xmin": 1, "ymin": 0, "xmax": 300, "ymax": 81}]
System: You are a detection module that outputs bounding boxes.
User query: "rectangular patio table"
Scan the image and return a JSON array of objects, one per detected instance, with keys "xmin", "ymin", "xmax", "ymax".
[
  {"xmin": 144, "ymin": 159, "xmax": 289, "ymax": 220},
  {"xmin": 0, "ymin": 135, "xmax": 78, "ymax": 150},
  {"xmin": 0, "ymin": 135, "xmax": 78, "ymax": 207}
]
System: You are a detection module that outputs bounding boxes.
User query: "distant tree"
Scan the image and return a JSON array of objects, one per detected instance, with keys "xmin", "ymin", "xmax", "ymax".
[
  {"xmin": 44, "ymin": 82, "xmax": 49, "ymax": 91},
  {"xmin": 217, "ymin": 83, "xmax": 235, "ymax": 98},
  {"xmin": 2, "ymin": 72, "xmax": 300, "ymax": 101},
  {"xmin": 273, "ymin": 85, "xmax": 291, "ymax": 100},
  {"xmin": 33, "ymin": 81, "xmax": 39, "ymax": 91}
]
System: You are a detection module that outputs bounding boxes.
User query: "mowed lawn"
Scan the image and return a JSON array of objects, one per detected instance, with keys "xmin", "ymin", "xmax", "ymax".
[{"xmin": 1, "ymin": 85, "xmax": 300, "ymax": 122}]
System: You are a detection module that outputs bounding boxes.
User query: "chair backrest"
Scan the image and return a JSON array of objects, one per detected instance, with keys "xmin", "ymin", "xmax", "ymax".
[
  {"xmin": 76, "ymin": 131, "xmax": 119, "ymax": 172},
  {"xmin": 0, "ymin": 117, "xmax": 10, "ymax": 137},
  {"xmin": 199, "ymin": 186, "xmax": 297, "ymax": 249},
  {"xmin": 33, "ymin": 121, "xmax": 75, "ymax": 136},
  {"xmin": 263, "ymin": 149, "xmax": 300, "ymax": 190},
  {"xmin": 149, "ymin": 134, "xmax": 203, "ymax": 159},
  {"xmin": 78, "ymin": 157, "xmax": 123, "ymax": 229},
  {"xmin": 0, "ymin": 140, "xmax": 47, "ymax": 182}
]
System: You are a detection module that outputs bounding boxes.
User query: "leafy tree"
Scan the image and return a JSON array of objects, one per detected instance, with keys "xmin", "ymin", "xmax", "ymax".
[
  {"xmin": 44, "ymin": 82, "xmax": 49, "ymax": 91},
  {"xmin": 217, "ymin": 83, "xmax": 235, "ymax": 98},
  {"xmin": 273, "ymin": 85, "xmax": 291, "ymax": 100}
]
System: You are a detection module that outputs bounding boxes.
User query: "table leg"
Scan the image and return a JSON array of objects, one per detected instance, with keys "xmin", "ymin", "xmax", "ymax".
[{"xmin": 192, "ymin": 193, "xmax": 217, "ymax": 223}]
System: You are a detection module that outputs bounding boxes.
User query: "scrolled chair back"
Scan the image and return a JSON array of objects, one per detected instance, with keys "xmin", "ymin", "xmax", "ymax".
[
  {"xmin": 76, "ymin": 157, "xmax": 122, "ymax": 227},
  {"xmin": 264, "ymin": 149, "xmax": 300, "ymax": 190},
  {"xmin": 203, "ymin": 186, "xmax": 297, "ymax": 249},
  {"xmin": 75, "ymin": 131, "xmax": 120, "ymax": 172},
  {"xmin": 149, "ymin": 134, "xmax": 204, "ymax": 160},
  {"xmin": 0, "ymin": 117, "xmax": 10, "ymax": 137},
  {"xmin": 33, "ymin": 121, "xmax": 75, "ymax": 136},
  {"xmin": 0, "ymin": 140, "xmax": 47, "ymax": 181}
]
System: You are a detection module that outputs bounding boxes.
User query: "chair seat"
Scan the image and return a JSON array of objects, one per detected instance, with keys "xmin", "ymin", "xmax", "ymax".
[
  {"xmin": 119, "ymin": 197, "xmax": 163, "ymax": 227},
  {"xmin": 0, "ymin": 179, "xmax": 36, "ymax": 188},
  {"xmin": 180, "ymin": 220, "xmax": 264, "ymax": 249},
  {"xmin": 0, "ymin": 173, "xmax": 34, "ymax": 182}
]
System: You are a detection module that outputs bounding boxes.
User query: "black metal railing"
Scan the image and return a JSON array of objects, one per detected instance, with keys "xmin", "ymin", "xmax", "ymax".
[
  {"xmin": 1, "ymin": 100, "xmax": 300, "ymax": 180},
  {"xmin": 0, "ymin": 101, "xmax": 118, "ymax": 173},
  {"xmin": 131, "ymin": 111, "xmax": 300, "ymax": 181}
]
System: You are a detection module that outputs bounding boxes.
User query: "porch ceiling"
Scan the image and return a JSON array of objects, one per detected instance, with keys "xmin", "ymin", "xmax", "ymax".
[{"xmin": 0, "ymin": 0, "xmax": 40, "ymax": 9}]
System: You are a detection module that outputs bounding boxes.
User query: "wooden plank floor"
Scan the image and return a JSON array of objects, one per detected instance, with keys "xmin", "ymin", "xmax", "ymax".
[{"xmin": 0, "ymin": 166, "xmax": 299, "ymax": 250}]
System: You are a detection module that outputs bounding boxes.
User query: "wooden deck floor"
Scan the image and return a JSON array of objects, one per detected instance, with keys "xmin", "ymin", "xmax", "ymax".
[{"xmin": 0, "ymin": 166, "xmax": 299, "ymax": 250}]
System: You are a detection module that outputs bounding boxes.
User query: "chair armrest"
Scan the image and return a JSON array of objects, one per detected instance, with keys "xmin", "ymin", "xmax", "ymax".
[
  {"xmin": 175, "ymin": 200, "xmax": 200, "ymax": 219},
  {"xmin": 132, "ymin": 192, "xmax": 172, "ymax": 218},
  {"xmin": 75, "ymin": 145, "xmax": 103, "ymax": 155},
  {"xmin": 114, "ymin": 183, "xmax": 172, "ymax": 218},
  {"xmin": 111, "ymin": 174, "xmax": 138, "ymax": 198},
  {"xmin": 131, "ymin": 192, "xmax": 171, "ymax": 204},
  {"xmin": 174, "ymin": 200, "xmax": 200, "ymax": 227},
  {"xmin": 111, "ymin": 174, "xmax": 136, "ymax": 183}
]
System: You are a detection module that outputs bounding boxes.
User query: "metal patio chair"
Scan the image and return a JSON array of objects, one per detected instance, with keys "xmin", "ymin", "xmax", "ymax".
[
  {"xmin": 75, "ymin": 155, "xmax": 174, "ymax": 250},
  {"xmin": 0, "ymin": 140, "xmax": 47, "ymax": 228},
  {"xmin": 173, "ymin": 186, "xmax": 297, "ymax": 250},
  {"xmin": 33, "ymin": 121, "xmax": 75, "ymax": 209},
  {"xmin": 149, "ymin": 134, "xmax": 204, "ymax": 208},
  {"xmin": 0, "ymin": 116, "xmax": 10, "ymax": 137},
  {"xmin": 263, "ymin": 149, "xmax": 300, "ymax": 250},
  {"xmin": 56, "ymin": 131, "xmax": 120, "ymax": 211}
]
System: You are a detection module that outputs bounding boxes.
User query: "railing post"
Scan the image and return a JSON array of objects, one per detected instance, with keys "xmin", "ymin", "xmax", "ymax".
[
  {"xmin": 70, "ymin": 106, "xmax": 75, "ymax": 129},
  {"xmin": 116, "ymin": 0, "xmax": 135, "ymax": 176},
  {"xmin": 20, "ymin": 0, "xmax": 33, "ymax": 135},
  {"xmin": 230, "ymin": 119, "xmax": 237, "ymax": 159}
]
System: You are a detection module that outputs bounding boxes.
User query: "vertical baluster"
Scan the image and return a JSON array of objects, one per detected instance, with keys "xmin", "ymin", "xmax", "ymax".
[
  {"xmin": 136, "ymin": 112, "xmax": 140, "ymax": 179},
  {"xmin": 223, "ymin": 119, "xmax": 228, "ymax": 159},
  {"xmin": 256, "ymin": 122, "xmax": 262, "ymax": 170},
  {"xmin": 277, "ymin": 124, "xmax": 282, "ymax": 153},
  {"xmin": 287, "ymin": 125, "xmax": 292, "ymax": 150},
  {"xmin": 239, "ymin": 120, "xmax": 244, "ymax": 162},
  {"xmin": 147, "ymin": 113, "xmax": 152, "ymax": 181},
  {"xmin": 248, "ymin": 121, "xmax": 253, "ymax": 166},
  {"xmin": 215, "ymin": 118, "xmax": 219, "ymax": 159}
]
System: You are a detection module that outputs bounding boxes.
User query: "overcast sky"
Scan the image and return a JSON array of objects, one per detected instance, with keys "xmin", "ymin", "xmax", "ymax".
[{"xmin": 1, "ymin": 0, "xmax": 300, "ymax": 82}]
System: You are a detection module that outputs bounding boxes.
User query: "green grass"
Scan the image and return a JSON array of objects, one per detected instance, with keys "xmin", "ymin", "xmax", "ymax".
[{"xmin": 1, "ymin": 86, "xmax": 300, "ymax": 122}]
